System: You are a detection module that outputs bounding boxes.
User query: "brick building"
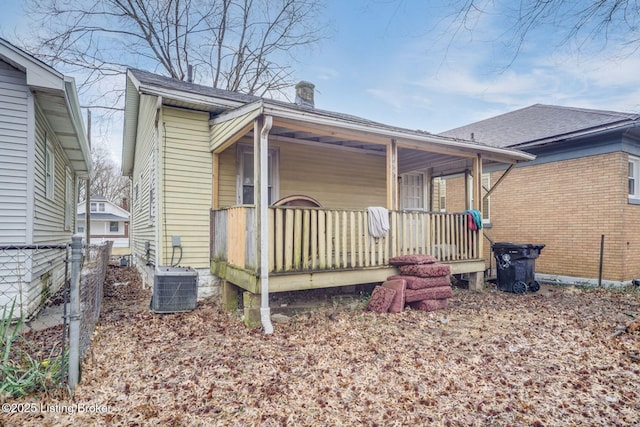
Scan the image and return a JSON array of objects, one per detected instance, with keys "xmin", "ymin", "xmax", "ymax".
[{"xmin": 440, "ymin": 104, "xmax": 640, "ymax": 286}]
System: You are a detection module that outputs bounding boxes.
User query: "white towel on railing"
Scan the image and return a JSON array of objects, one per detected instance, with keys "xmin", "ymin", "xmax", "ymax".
[{"xmin": 367, "ymin": 206, "xmax": 389, "ymax": 238}]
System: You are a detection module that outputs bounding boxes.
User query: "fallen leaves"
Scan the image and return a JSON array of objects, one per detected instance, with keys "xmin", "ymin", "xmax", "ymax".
[{"xmin": 2, "ymin": 267, "xmax": 640, "ymax": 426}]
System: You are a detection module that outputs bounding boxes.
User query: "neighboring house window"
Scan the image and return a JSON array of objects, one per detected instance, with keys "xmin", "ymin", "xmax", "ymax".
[
  {"xmin": 400, "ymin": 173, "xmax": 425, "ymax": 211},
  {"xmin": 629, "ymin": 156, "xmax": 640, "ymax": 200},
  {"xmin": 469, "ymin": 173, "xmax": 491, "ymax": 223},
  {"xmin": 237, "ymin": 144, "xmax": 279, "ymax": 205},
  {"xmin": 64, "ymin": 168, "xmax": 73, "ymax": 231},
  {"xmin": 45, "ymin": 138, "xmax": 55, "ymax": 200},
  {"xmin": 90, "ymin": 202, "xmax": 97, "ymax": 212},
  {"xmin": 77, "ymin": 225, "xmax": 84, "ymax": 233},
  {"xmin": 98, "ymin": 202, "xmax": 105, "ymax": 212},
  {"xmin": 482, "ymin": 173, "xmax": 491, "ymax": 223},
  {"xmin": 149, "ymin": 187, "xmax": 155, "ymax": 222},
  {"xmin": 149, "ymin": 152, "xmax": 156, "ymax": 224},
  {"xmin": 110, "ymin": 221, "xmax": 119, "ymax": 232}
]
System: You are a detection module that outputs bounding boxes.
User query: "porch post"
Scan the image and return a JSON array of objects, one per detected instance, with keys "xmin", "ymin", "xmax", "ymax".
[
  {"xmin": 473, "ymin": 153, "xmax": 484, "ymax": 255},
  {"xmin": 387, "ymin": 139, "xmax": 398, "ymax": 210}
]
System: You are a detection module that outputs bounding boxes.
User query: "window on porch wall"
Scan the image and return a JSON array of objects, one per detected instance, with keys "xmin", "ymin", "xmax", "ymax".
[
  {"xmin": 237, "ymin": 144, "xmax": 279, "ymax": 205},
  {"xmin": 400, "ymin": 172, "xmax": 426, "ymax": 211}
]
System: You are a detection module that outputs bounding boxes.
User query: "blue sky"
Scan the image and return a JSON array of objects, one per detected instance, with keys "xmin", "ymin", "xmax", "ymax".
[{"xmin": 2, "ymin": 0, "xmax": 640, "ymax": 161}]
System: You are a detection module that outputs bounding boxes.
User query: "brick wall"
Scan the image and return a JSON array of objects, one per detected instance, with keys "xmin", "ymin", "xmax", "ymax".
[{"xmin": 447, "ymin": 152, "xmax": 637, "ymax": 282}]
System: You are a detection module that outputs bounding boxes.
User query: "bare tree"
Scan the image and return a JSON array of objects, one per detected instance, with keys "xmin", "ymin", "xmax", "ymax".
[
  {"xmin": 22, "ymin": 0, "xmax": 326, "ymax": 105},
  {"xmin": 445, "ymin": 0, "xmax": 640, "ymax": 61},
  {"xmin": 83, "ymin": 144, "xmax": 131, "ymax": 206}
]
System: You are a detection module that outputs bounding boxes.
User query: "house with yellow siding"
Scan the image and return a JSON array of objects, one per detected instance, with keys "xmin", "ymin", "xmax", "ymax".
[{"xmin": 122, "ymin": 69, "xmax": 533, "ymax": 329}]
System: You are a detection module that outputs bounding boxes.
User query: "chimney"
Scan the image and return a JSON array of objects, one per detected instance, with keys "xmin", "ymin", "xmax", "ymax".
[
  {"xmin": 187, "ymin": 64, "xmax": 193, "ymax": 83},
  {"xmin": 121, "ymin": 197, "xmax": 129, "ymax": 211},
  {"xmin": 295, "ymin": 81, "xmax": 315, "ymax": 108}
]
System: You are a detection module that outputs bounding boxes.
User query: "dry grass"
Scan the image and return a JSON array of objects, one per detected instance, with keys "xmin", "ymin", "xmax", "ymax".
[{"xmin": 2, "ymin": 267, "xmax": 640, "ymax": 426}]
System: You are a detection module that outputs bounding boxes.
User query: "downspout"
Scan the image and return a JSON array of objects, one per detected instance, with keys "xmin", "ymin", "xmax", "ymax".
[
  {"xmin": 154, "ymin": 96, "xmax": 162, "ymax": 268},
  {"xmin": 260, "ymin": 115, "xmax": 274, "ymax": 334}
]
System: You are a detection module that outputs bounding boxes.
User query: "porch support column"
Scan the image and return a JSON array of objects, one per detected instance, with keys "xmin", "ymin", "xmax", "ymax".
[
  {"xmin": 255, "ymin": 115, "xmax": 274, "ymax": 334},
  {"xmin": 472, "ymin": 154, "xmax": 482, "ymax": 212},
  {"xmin": 387, "ymin": 139, "xmax": 398, "ymax": 210},
  {"xmin": 470, "ymin": 153, "xmax": 485, "ymax": 291}
]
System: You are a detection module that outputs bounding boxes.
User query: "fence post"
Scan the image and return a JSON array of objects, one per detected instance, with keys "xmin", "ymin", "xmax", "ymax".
[{"xmin": 68, "ymin": 234, "xmax": 82, "ymax": 392}]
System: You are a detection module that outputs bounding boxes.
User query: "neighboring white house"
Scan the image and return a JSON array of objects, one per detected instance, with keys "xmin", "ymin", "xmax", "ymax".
[
  {"xmin": 77, "ymin": 196, "xmax": 130, "ymax": 248},
  {"xmin": 0, "ymin": 38, "xmax": 92, "ymax": 318}
]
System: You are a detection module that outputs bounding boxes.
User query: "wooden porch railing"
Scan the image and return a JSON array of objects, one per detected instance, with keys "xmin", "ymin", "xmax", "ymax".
[{"xmin": 211, "ymin": 207, "xmax": 479, "ymax": 274}]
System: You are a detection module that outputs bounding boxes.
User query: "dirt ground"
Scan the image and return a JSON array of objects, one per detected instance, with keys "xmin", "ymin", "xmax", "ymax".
[{"xmin": 2, "ymin": 266, "xmax": 640, "ymax": 426}]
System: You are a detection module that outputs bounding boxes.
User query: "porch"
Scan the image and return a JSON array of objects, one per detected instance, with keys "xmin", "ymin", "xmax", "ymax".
[{"xmin": 211, "ymin": 206, "xmax": 484, "ymax": 294}]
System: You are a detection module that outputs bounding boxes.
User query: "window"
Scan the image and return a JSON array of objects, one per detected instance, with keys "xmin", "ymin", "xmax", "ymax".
[
  {"xmin": 400, "ymin": 173, "xmax": 425, "ymax": 211},
  {"xmin": 482, "ymin": 173, "xmax": 491, "ymax": 223},
  {"xmin": 77, "ymin": 226, "xmax": 84, "ymax": 233},
  {"xmin": 237, "ymin": 144, "xmax": 279, "ymax": 205},
  {"xmin": 109, "ymin": 221, "xmax": 119, "ymax": 232},
  {"xmin": 45, "ymin": 138, "xmax": 55, "ymax": 200},
  {"xmin": 432, "ymin": 177, "xmax": 446, "ymax": 212},
  {"xmin": 98, "ymin": 203, "xmax": 105, "ymax": 212},
  {"xmin": 64, "ymin": 168, "xmax": 73, "ymax": 230},
  {"xmin": 629, "ymin": 156, "xmax": 640, "ymax": 200},
  {"xmin": 469, "ymin": 172, "xmax": 491, "ymax": 223},
  {"xmin": 149, "ymin": 151, "xmax": 156, "ymax": 224},
  {"xmin": 90, "ymin": 202, "xmax": 97, "ymax": 212}
]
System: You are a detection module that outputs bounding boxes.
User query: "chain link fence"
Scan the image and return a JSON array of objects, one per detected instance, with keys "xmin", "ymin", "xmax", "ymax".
[
  {"xmin": 0, "ymin": 237, "xmax": 113, "ymax": 395},
  {"xmin": 0, "ymin": 244, "xmax": 70, "ymax": 320},
  {"xmin": 79, "ymin": 241, "xmax": 113, "ymax": 358}
]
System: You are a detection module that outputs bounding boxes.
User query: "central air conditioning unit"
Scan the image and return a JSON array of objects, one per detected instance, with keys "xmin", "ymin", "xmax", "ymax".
[{"xmin": 151, "ymin": 266, "xmax": 198, "ymax": 313}]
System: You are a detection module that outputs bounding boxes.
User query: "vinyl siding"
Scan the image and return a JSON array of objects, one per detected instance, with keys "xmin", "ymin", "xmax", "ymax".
[
  {"xmin": 0, "ymin": 79, "xmax": 72, "ymax": 317},
  {"xmin": 0, "ymin": 60, "xmax": 28, "ymax": 244},
  {"xmin": 161, "ymin": 107, "xmax": 211, "ymax": 268},
  {"xmin": 278, "ymin": 140, "xmax": 386, "ymax": 208},
  {"xmin": 130, "ymin": 94, "xmax": 158, "ymax": 265},
  {"xmin": 32, "ymin": 106, "xmax": 72, "ymax": 245},
  {"xmin": 218, "ymin": 138, "xmax": 386, "ymax": 209}
]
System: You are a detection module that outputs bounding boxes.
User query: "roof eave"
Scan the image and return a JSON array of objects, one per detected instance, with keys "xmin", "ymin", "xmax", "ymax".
[{"xmin": 261, "ymin": 101, "xmax": 535, "ymax": 164}]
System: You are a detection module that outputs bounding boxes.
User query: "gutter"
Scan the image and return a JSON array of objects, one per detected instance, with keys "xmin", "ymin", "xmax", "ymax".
[{"xmin": 514, "ymin": 120, "xmax": 640, "ymax": 150}]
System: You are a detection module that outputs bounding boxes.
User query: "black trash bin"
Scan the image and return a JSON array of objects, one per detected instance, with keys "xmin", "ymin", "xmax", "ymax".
[{"xmin": 492, "ymin": 242, "xmax": 545, "ymax": 294}]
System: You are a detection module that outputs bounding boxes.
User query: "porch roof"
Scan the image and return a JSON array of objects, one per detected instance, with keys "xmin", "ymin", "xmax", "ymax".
[
  {"xmin": 122, "ymin": 68, "xmax": 534, "ymax": 176},
  {"xmin": 210, "ymin": 100, "xmax": 535, "ymax": 175}
]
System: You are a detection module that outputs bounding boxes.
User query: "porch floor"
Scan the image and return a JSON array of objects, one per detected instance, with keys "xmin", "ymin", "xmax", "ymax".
[{"xmin": 211, "ymin": 258, "xmax": 486, "ymax": 294}]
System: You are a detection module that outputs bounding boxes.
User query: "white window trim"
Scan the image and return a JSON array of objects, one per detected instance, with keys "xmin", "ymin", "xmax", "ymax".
[
  {"xmin": 236, "ymin": 144, "xmax": 279, "ymax": 205},
  {"xmin": 482, "ymin": 173, "xmax": 491, "ymax": 224},
  {"xmin": 148, "ymin": 151, "xmax": 156, "ymax": 224},
  {"xmin": 629, "ymin": 156, "xmax": 640, "ymax": 201},
  {"xmin": 469, "ymin": 173, "xmax": 491, "ymax": 223},
  {"xmin": 400, "ymin": 172, "xmax": 427, "ymax": 211},
  {"xmin": 45, "ymin": 138, "xmax": 55, "ymax": 200}
]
